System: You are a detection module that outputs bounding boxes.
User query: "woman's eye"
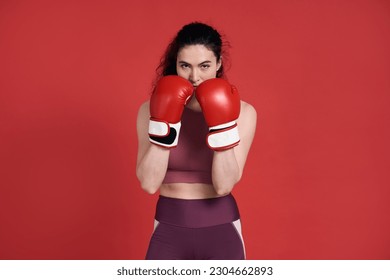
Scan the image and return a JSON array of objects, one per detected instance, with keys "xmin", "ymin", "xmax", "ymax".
[
  {"xmin": 180, "ymin": 64, "xmax": 190, "ymax": 69},
  {"xmin": 201, "ymin": 64, "xmax": 210, "ymax": 69}
]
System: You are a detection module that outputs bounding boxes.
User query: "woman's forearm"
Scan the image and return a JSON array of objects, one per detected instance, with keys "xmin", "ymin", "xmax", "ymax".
[
  {"xmin": 136, "ymin": 144, "xmax": 170, "ymax": 194},
  {"xmin": 211, "ymin": 149, "xmax": 240, "ymax": 196}
]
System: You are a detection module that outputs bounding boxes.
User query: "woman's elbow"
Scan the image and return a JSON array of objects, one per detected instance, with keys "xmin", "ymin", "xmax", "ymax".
[
  {"xmin": 215, "ymin": 188, "xmax": 231, "ymax": 196},
  {"xmin": 138, "ymin": 178, "xmax": 160, "ymax": 194},
  {"xmin": 136, "ymin": 171, "xmax": 160, "ymax": 194},
  {"xmin": 213, "ymin": 176, "xmax": 241, "ymax": 196},
  {"xmin": 141, "ymin": 184, "xmax": 159, "ymax": 194},
  {"xmin": 213, "ymin": 182, "xmax": 235, "ymax": 196}
]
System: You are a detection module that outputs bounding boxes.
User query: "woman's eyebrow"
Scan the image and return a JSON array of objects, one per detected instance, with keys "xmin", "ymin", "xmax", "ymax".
[{"xmin": 177, "ymin": 60, "xmax": 212, "ymax": 64}]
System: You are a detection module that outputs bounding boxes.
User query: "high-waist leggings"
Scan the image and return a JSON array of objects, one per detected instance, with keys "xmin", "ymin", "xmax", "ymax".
[{"xmin": 145, "ymin": 194, "xmax": 245, "ymax": 260}]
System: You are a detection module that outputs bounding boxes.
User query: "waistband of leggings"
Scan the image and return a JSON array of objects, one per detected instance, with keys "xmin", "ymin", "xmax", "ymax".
[{"xmin": 155, "ymin": 193, "xmax": 240, "ymax": 228}]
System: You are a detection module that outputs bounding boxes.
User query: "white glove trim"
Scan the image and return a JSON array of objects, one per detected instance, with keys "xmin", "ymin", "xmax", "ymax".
[
  {"xmin": 149, "ymin": 119, "xmax": 169, "ymax": 137},
  {"xmin": 149, "ymin": 120, "xmax": 181, "ymax": 148},
  {"xmin": 207, "ymin": 124, "xmax": 240, "ymax": 151}
]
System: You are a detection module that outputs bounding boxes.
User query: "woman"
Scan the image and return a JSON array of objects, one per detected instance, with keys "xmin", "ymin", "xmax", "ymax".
[{"xmin": 136, "ymin": 22, "xmax": 257, "ymax": 259}]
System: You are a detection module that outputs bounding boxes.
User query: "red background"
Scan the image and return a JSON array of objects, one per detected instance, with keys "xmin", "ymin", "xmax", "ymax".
[{"xmin": 1, "ymin": 0, "xmax": 389, "ymax": 259}]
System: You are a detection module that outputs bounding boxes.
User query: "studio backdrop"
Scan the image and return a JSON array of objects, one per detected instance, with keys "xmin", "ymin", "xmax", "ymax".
[{"xmin": 1, "ymin": 0, "xmax": 389, "ymax": 259}]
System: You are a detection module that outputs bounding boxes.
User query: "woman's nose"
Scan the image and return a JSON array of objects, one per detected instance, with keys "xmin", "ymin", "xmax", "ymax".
[{"xmin": 189, "ymin": 69, "xmax": 200, "ymax": 84}]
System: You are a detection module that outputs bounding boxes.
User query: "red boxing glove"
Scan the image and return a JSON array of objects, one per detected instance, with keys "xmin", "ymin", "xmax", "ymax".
[
  {"xmin": 195, "ymin": 78, "xmax": 240, "ymax": 151},
  {"xmin": 149, "ymin": 75, "xmax": 193, "ymax": 148}
]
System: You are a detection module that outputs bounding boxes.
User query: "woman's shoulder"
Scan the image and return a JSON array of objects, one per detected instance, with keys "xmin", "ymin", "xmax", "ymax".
[
  {"xmin": 139, "ymin": 100, "xmax": 150, "ymax": 110},
  {"xmin": 137, "ymin": 101, "xmax": 150, "ymax": 122},
  {"xmin": 239, "ymin": 100, "xmax": 257, "ymax": 119},
  {"xmin": 138, "ymin": 100, "xmax": 150, "ymax": 114}
]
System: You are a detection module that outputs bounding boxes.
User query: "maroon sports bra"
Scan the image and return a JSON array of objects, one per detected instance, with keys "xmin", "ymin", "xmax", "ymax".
[{"xmin": 162, "ymin": 107, "xmax": 213, "ymax": 184}]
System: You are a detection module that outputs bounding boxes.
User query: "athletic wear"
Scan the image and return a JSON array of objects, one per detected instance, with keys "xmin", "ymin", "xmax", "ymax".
[
  {"xmin": 146, "ymin": 195, "xmax": 245, "ymax": 260},
  {"xmin": 147, "ymin": 79, "xmax": 245, "ymax": 260},
  {"xmin": 162, "ymin": 107, "xmax": 213, "ymax": 184}
]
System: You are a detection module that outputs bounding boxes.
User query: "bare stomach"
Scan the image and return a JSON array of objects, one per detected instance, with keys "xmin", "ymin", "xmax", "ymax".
[{"xmin": 159, "ymin": 183, "xmax": 221, "ymax": 199}]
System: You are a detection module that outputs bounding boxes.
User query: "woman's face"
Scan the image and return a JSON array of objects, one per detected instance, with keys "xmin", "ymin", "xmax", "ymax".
[{"xmin": 176, "ymin": 44, "xmax": 221, "ymax": 87}]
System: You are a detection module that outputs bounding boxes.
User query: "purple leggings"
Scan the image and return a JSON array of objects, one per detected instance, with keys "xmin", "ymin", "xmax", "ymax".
[{"xmin": 145, "ymin": 194, "xmax": 245, "ymax": 260}]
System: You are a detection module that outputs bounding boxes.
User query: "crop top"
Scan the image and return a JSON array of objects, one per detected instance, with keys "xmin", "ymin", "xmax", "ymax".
[{"xmin": 162, "ymin": 107, "xmax": 213, "ymax": 184}]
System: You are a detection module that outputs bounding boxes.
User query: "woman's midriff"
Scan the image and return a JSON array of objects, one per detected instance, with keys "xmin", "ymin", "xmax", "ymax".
[{"xmin": 159, "ymin": 183, "xmax": 221, "ymax": 199}]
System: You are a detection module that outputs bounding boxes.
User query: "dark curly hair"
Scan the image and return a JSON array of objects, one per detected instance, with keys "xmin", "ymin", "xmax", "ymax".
[{"xmin": 153, "ymin": 22, "xmax": 230, "ymax": 89}]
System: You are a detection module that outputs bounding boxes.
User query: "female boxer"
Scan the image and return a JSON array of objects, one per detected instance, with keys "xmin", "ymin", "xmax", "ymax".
[{"xmin": 136, "ymin": 22, "xmax": 257, "ymax": 259}]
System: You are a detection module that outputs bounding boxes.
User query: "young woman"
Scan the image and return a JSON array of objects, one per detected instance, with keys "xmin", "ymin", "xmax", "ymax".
[{"xmin": 136, "ymin": 22, "xmax": 257, "ymax": 259}]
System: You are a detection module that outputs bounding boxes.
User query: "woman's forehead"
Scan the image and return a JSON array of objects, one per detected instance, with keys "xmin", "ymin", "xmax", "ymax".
[{"xmin": 177, "ymin": 44, "xmax": 217, "ymax": 63}]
